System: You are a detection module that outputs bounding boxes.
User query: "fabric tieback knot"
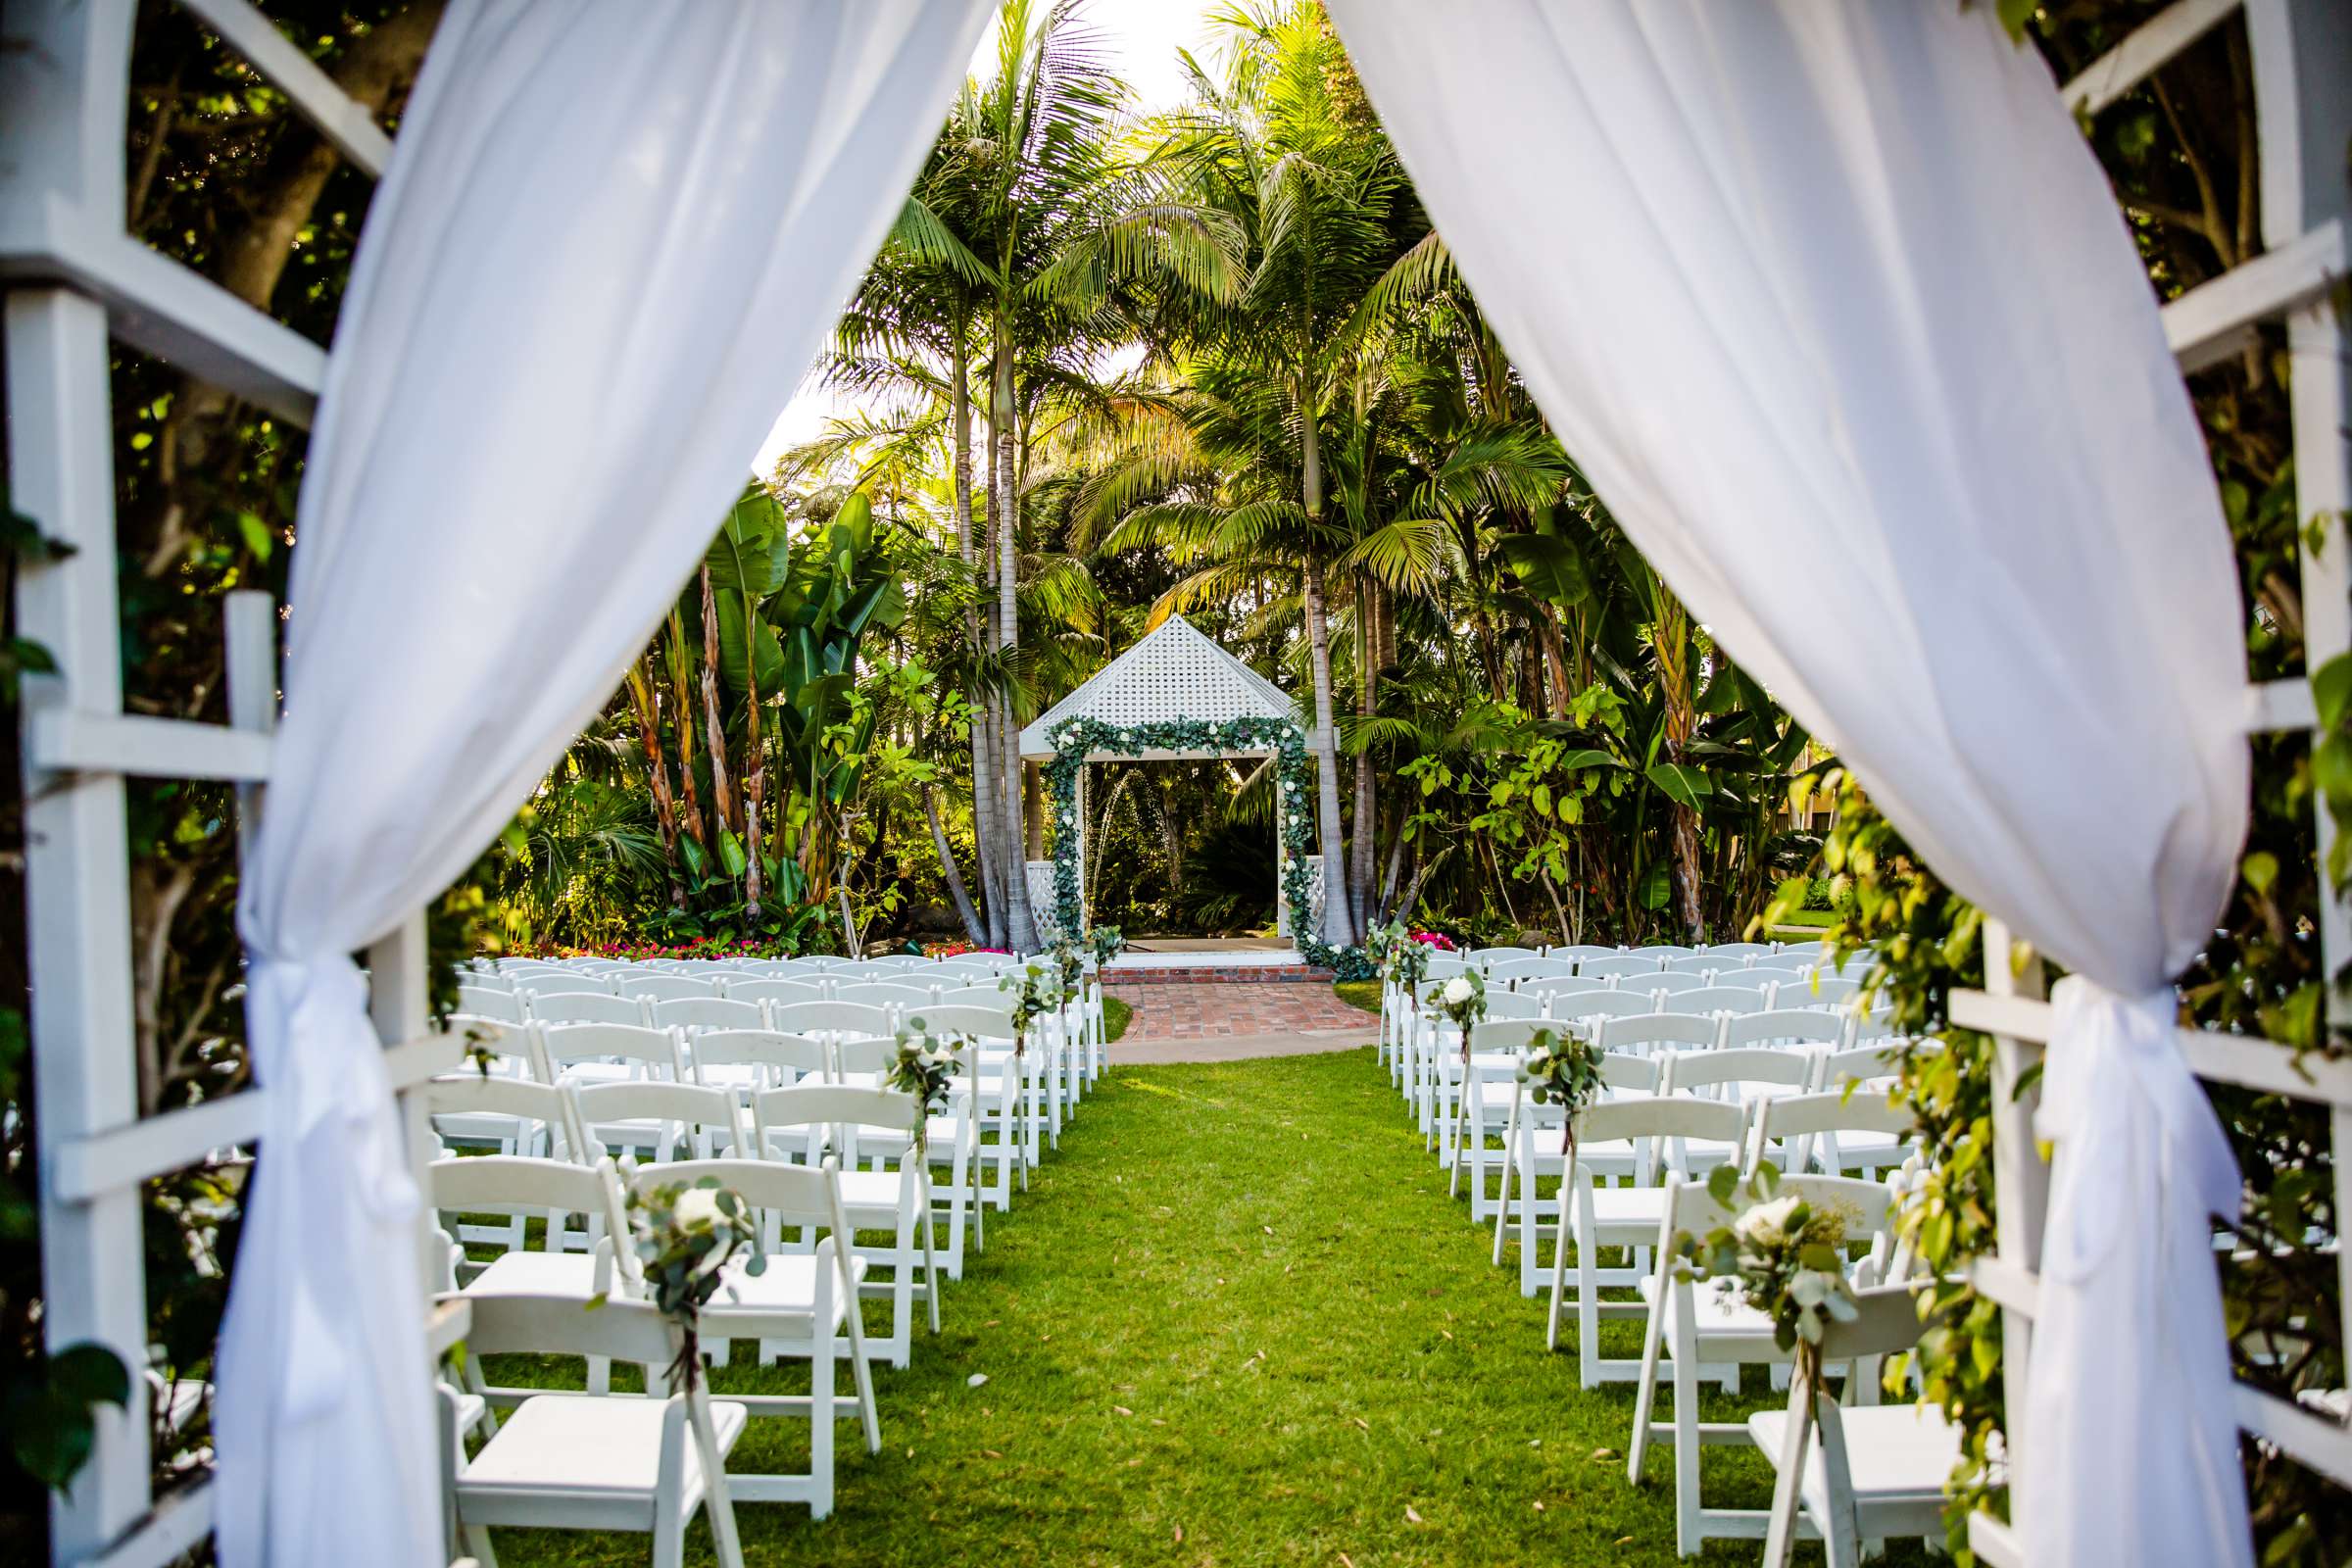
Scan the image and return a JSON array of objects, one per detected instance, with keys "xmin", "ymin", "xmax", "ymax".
[{"xmin": 2034, "ymin": 975, "xmax": 2239, "ymax": 1284}]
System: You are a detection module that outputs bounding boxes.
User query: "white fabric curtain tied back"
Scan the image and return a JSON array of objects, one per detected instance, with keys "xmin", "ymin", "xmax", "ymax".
[
  {"xmin": 1323, "ymin": 1, "xmax": 2253, "ymax": 1562},
  {"xmin": 212, "ymin": 2, "xmax": 995, "ymax": 1562},
  {"xmin": 2023, "ymin": 975, "xmax": 2247, "ymax": 1567}
]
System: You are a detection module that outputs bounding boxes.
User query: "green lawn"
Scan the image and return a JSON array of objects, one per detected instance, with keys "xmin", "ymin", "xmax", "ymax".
[
  {"xmin": 479, "ymin": 1050, "xmax": 1915, "ymax": 1565},
  {"xmin": 1334, "ymin": 979, "xmax": 1382, "ymax": 1015}
]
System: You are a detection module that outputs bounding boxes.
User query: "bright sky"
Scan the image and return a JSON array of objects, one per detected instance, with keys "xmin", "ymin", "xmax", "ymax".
[{"xmin": 752, "ymin": 1, "xmax": 1219, "ymax": 477}]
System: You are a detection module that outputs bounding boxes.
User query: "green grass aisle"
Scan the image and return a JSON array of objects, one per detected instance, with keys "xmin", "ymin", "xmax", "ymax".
[{"xmin": 487, "ymin": 1049, "xmax": 1814, "ymax": 1566}]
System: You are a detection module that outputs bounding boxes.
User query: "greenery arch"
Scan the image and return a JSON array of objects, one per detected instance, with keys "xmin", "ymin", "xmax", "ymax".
[{"xmin": 1044, "ymin": 714, "xmax": 1361, "ymax": 974}]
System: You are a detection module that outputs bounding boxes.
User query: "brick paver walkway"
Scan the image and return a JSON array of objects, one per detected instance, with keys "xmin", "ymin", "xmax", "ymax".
[{"xmin": 1107, "ymin": 980, "xmax": 1373, "ymax": 1041}]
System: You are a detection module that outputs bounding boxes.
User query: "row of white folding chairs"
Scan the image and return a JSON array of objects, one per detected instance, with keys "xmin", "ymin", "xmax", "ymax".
[
  {"xmin": 449, "ymin": 1005, "xmax": 1070, "ymax": 1221},
  {"xmin": 428, "ymin": 1102, "xmax": 905, "ymax": 1541},
  {"xmin": 1399, "ymin": 997, "xmax": 1885, "ymax": 1144},
  {"xmin": 1435, "ymin": 1019, "xmax": 1907, "ymax": 1214},
  {"xmin": 460, "ymin": 961, "xmax": 1022, "ymax": 1001},
  {"xmin": 457, "ymin": 980, "xmax": 1022, "ymax": 1028},
  {"xmin": 463, "ymin": 957, "xmax": 1113, "ymax": 1102}
]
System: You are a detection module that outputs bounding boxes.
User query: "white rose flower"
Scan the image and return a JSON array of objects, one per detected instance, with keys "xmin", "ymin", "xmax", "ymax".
[
  {"xmin": 673, "ymin": 1187, "xmax": 724, "ymax": 1233},
  {"xmin": 1442, "ymin": 976, "xmax": 1475, "ymax": 1005},
  {"xmin": 1734, "ymin": 1194, "xmax": 1803, "ymax": 1249}
]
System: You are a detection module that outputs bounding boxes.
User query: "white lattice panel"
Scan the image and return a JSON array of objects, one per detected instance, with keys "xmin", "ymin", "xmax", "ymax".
[
  {"xmin": 1018, "ymin": 614, "xmax": 1298, "ymax": 759},
  {"xmin": 1027, "ymin": 859, "xmax": 1063, "ymax": 940},
  {"xmin": 1275, "ymin": 854, "xmax": 1325, "ymax": 939}
]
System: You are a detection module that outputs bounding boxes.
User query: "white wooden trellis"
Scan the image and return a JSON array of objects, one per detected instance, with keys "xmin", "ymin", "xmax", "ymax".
[
  {"xmin": 1952, "ymin": 3, "xmax": 2352, "ymax": 1563},
  {"xmin": 0, "ymin": 3, "xmax": 461, "ymax": 1566}
]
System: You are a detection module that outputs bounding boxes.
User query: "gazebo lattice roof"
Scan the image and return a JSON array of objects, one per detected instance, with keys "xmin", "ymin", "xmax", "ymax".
[{"xmin": 1016, "ymin": 614, "xmax": 1298, "ymax": 760}]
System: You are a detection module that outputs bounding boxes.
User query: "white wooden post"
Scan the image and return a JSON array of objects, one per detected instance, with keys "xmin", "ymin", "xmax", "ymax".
[{"xmin": 4, "ymin": 0, "xmax": 151, "ymax": 1554}]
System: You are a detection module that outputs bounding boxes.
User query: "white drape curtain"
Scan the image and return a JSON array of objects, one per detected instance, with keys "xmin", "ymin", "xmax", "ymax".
[
  {"xmin": 1325, "ymin": 2, "xmax": 2251, "ymax": 1563},
  {"xmin": 213, "ymin": 3, "xmax": 994, "ymax": 1562}
]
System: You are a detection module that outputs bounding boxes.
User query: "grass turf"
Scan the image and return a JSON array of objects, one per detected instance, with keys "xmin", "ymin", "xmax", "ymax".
[
  {"xmin": 477, "ymin": 1048, "xmax": 1922, "ymax": 1565},
  {"xmin": 1333, "ymin": 979, "xmax": 1382, "ymax": 1015}
]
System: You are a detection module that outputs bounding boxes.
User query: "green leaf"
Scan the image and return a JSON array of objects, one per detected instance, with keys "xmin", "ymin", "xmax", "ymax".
[
  {"xmin": 1638, "ymin": 861, "xmax": 1672, "ymax": 911},
  {"xmin": 47, "ymin": 1344, "xmax": 130, "ymax": 1408},
  {"xmin": 1706, "ymin": 1165, "xmax": 1740, "ymax": 1205},
  {"xmin": 235, "ymin": 510, "xmax": 274, "ymax": 562},
  {"xmin": 2315, "ymin": 654, "xmax": 2352, "ymax": 730},
  {"xmin": 2242, "ymin": 851, "xmax": 2279, "ymax": 896},
  {"xmin": 1643, "ymin": 761, "xmax": 1713, "ymax": 810}
]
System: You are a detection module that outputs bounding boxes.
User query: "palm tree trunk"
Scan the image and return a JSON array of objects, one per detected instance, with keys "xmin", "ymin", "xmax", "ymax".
[
  {"xmin": 739, "ymin": 636, "xmax": 764, "ymax": 916},
  {"xmin": 664, "ymin": 612, "xmax": 710, "ymax": 860},
  {"xmin": 697, "ymin": 566, "xmax": 738, "ymax": 862},
  {"xmin": 1350, "ymin": 579, "xmax": 1379, "ymax": 932},
  {"xmin": 623, "ymin": 661, "xmax": 687, "ymax": 907},
  {"xmin": 1301, "ymin": 559, "xmax": 1356, "ymax": 947},
  {"xmin": 1651, "ymin": 583, "xmax": 1705, "ymax": 941},
  {"xmin": 925, "ymin": 784, "xmax": 986, "ymax": 943},
  {"xmin": 996, "ymin": 329, "xmax": 1039, "ymax": 951}
]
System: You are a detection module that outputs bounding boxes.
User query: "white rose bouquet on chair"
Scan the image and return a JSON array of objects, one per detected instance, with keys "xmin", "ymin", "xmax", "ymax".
[
  {"xmin": 1518, "ymin": 1025, "xmax": 1605, "ymax": 1155},
  {"xmin": 998, "ymin": 959, "xmax": 1066, "ymax": 1057},
  {"xmin": 890, "ymin": 1019, "xmax": 959, "ymax": 1157},
  {"xmin": 1672, "ymin": 1164, "xmax": 1859, "ymax": 1397},
  {"xmin": 604, "ymin": 1176, "xmax": 764, "ymax": 1395},
  {"xmin": 1436, "ymin": 966, "xmax": 1487, "ymax": 1055}
]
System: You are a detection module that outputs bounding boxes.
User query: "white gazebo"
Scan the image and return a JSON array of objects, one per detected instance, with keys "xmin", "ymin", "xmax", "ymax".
[{"xmin": 1016, "ymin": 614, "xmax": 1321, "ymax": 942}]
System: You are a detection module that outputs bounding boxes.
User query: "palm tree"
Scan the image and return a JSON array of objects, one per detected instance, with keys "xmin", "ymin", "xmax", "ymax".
[{"xmin": 1130, "ymin": 1, "xmax": 1413, "ymax": 946}]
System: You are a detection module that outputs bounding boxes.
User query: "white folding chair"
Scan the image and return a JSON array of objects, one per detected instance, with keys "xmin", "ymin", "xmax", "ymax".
[
  {"xmin": 1583, "ymin": 953, "xmax": 1666, "ymax": 980},
  {"xmin": 1670, "ymin": 985, "xmax": 1774, "ymax": 1016},
  {"xmin": 1627, "ymin": 1173, "xmax": 1899, "ymax": 1554},
  {"xmin": 1661, "ymin": 953, "xmax": 1722, "ymax": 977},
  {"xmin": 910, "ymin": 1004, "xmax": 1025, "ymax": 1223},
  {"xmin": 455, "ymin": 983, "xmax": 524, "ymax": 1022},
  {"xmin": 769, "ymin": 1000, "xmax": 896, "ymax": 1046},
  {"xmin": 1493, "ymin": 1048, "xmax": 1663, "ymax": 1296},
  {"xmin": 1751, "ymin": 1089, "xmax": 1916, "ymax": 1180},
  {"xmin": 444, "ymin": 1291, "xmax": 751, "ymax": 1566},
  {"xmin": 1448, "ymin": 1017, "xmax": 1550, "ymax": 1215},
  {"xmin": 834, "ymin": 981, "xmax": 933, "ymax": 1010},
  {"xmin": 1544, "ymin": 1096, "xmax": 1750, "ymax": 1386},
  {"xmin": 715, "ymin": 977, "xmax": 826, "ymax": 1009},
  {"xmin": 429, "ymin": 1153, "xmax": 626, "ymax": 1314},
  {"xmin": 571, "ymin": 1078, "xmax": 747, "ymax": 1165},
  {"xmin": 750, "ymin": 1082, "xmax": 941, "ymax": 1369},
  {"xmin": 1660, "ymin": 1045, "xmax": 1819, "ymax": 1173},
  {"xmin": 623, "ymin": 973, "xmax": 721, "ymax": 1003},
  {"xmin": 1753, "ymin": 1286, "xmax": 1963, "ymax": 1568},
  {"xmin": 525, "ymin": 989, "xmax": 650, "ymax": 1027},
  {"xmin": 631, "ymin": 1156, "xmax": 880, "ymax": 1517},
  {"xmin": 689, "ymin": 1028, "xmax": 832, "ymax": 1097},
  {"xmin": 651, "ymin": 996, "xmax": 764, "ymax": 1035}
]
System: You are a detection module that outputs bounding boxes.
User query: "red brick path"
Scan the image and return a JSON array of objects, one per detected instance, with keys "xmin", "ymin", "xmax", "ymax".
[{"xmin": 1106, "ymin": 980, "xmax": 1373, "ymax": 1042}]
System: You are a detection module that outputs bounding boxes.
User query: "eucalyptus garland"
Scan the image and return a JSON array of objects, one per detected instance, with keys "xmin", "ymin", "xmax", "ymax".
[{"xmin": 1044, "ymin": 714, "xmax": 1369, "ymax": 976}]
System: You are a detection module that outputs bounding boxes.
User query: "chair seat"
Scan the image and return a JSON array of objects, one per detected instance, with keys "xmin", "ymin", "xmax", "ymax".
[
  {"xmin": 464, "ymin": 1251, "xmax": 601, "ymax": 1298},
  {"xmin": 462, "ymin": 1393, "xmax": 747, "ymax": 1502},
  {"xmin": 836, "ymin": 1168, "xmax": 918, "ymax": 1215},
  {"xmin": 1638, "ymin": 1273, "xmax": 1777, "ymax": 1336},
  {"xmin": 1746, "ymin": 1401, "xmax": 1962, "ymax": 1515},
  {"xmin": 704, "ymin": 1252, "xmax": 866, "ymax": 1326},
  {"xmin": 1585, "ymin": 1184, "xmax": 1669, "ymax": 1228}
]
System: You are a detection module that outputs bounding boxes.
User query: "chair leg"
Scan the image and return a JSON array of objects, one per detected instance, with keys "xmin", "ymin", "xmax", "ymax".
[
  {"xmin": 461, "ymin": 1522, "xmax": 500, "ymax": 1568},
  {"xmin": 1627, "ymin": 1280, "xmax": 1668, "ymax": 1482},
  {"xmin": 1671, "ymin": 1314, "xmax": 1705, "ymax": 1556},
  {"xmin": 809, "ymin": 1342, "xmax": 836, "ymax": 1522},
  {"xmin": 1545, "ymin": 1183, "xmax": 1574, "ymax": 1352}
]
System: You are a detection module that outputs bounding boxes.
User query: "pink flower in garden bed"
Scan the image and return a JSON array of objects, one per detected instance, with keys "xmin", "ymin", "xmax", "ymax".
[{"xmin": 1408, "ymin": 931, "xmax": 1456, "ymax": 951}]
